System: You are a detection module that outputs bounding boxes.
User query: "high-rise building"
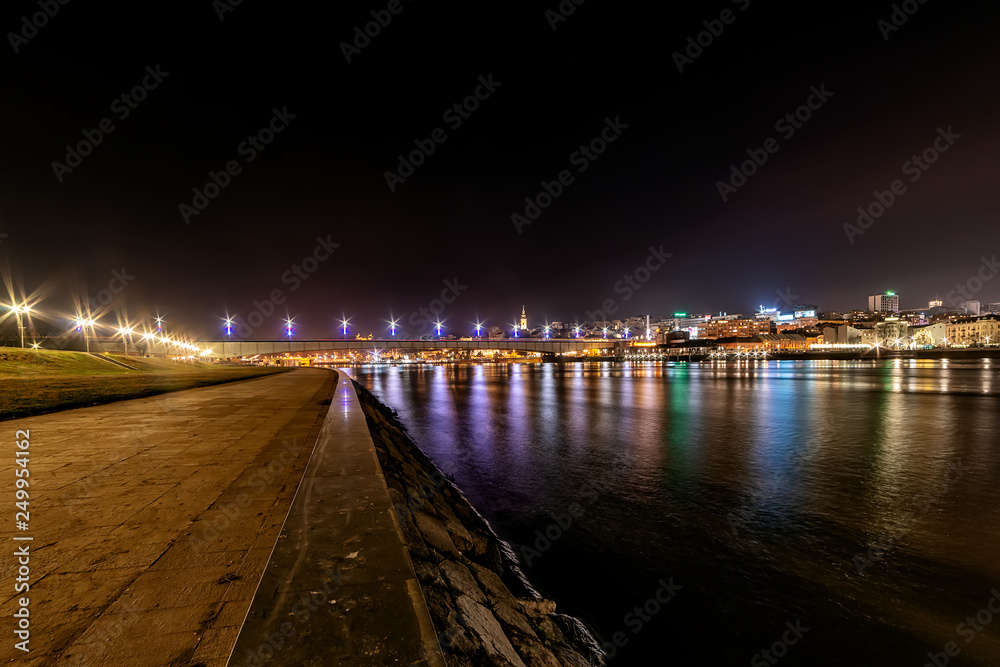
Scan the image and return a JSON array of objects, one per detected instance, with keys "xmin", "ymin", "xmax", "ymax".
[
  {"xmin": 986, "ymin": 303, "xmax": 1000, "ymax": 315},
  {"xmin": 868, "ymin": 292, "xmax": 899, "ymax": 313}
]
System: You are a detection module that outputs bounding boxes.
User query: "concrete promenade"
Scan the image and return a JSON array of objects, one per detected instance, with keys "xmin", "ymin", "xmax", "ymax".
[
  {"xmin": 1, "ymin": 368, "xmax": 336, "ymax": 665},
  {"xmin": 226, "ymin": 370, "xmax": 445, "ymax": 666}
]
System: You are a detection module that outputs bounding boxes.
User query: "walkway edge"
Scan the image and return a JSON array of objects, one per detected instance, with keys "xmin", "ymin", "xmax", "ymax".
[{"xmin": 225, "ymin": 368, "xmax": 446, "ymax": 666}]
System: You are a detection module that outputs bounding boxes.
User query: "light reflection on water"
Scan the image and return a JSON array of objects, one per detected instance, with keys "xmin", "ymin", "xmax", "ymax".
[{"xmin": 353, "ymin": 360, "xmax": 1000, "ymax": 666}]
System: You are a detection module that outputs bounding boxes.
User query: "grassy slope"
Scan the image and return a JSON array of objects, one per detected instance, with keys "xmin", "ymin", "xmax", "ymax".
[{"xmin": 0, "ymin": 349, "xmax": 289, "ymax": 420}]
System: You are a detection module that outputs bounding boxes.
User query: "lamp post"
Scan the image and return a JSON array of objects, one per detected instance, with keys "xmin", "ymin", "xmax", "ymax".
[
  {"xmin": 117, "ymin": 326, "xmax": 133, "ymax": 356},
  {"xmin": 8, "ymin": 304, "xmax": 30, "ymax": 348},
  {"xmin": 435, "ymin": 321, "xmax": 443, "ymax": 338},
  {"xmin": 474, "ymin": 321, "xmax": 483, "ymax": 338},
  {"xmin": 389, "ymin": 317, "xmax": 398, "ymax": 339},
  {"xmin": 341, "ymin": 317, "xmax": 350, "ymax": 339}
]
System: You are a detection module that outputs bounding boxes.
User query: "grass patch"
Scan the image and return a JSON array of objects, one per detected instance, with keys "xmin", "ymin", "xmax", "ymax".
[{"xmin": 0, "ymin": 348, "xmax": 291, "ymax": 420}]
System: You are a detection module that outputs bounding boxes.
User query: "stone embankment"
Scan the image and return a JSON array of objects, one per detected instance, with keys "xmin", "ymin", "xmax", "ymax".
[{"xmin": 354, "ymin": 381, "xmax": 604, "ymax": 667}]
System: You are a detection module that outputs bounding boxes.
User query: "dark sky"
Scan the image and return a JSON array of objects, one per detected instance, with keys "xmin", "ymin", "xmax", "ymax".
[{"xmin": 2, "ymin": 1, "xmax": 998, "ymax": 339}]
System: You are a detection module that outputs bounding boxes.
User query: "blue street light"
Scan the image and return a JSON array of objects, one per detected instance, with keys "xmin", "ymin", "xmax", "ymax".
[
  {"xmin": 603, "ymin": 327, "xmax": 608, "ymax": 338},
  {"xmin": 435, "ymin": 321, "xmax": 443, "ymax": 337},
  {"xmin": 224, "ymin": 316, "xmax": 234, "ymax": 340},
  {"xmin": 475, "ymin": 320, "xmax": 483, "ymax": 338},
  {"xmin": 340, "ymin": 317, "xmax": 350, "ymax": 339},
  {"xmin": 543, "ymin": 325, "xmax": 550, "ymax": 339},
  {"xmin": 624, "ymin": 327, "xmax": 630, "ymax": 339},
  {"xmin": 285, "ymin": 318, "xmax": 294, "ymax": 340},
  {"xmin": 574, "ymin": 325, "xmax": 580, "ymax": 338},
  {"xmin": 389, "ymin": 317, "xmax": 398, "ymax": 338}
]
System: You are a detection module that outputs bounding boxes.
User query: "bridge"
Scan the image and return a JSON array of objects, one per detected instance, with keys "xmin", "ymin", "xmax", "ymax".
[
  {"xmin": 201, "ymin": 338, "xmax": 619, "ymax": 359},
  {"xmin": 87, "ymin": 337, "xmax": 622, "ymax": 359}
]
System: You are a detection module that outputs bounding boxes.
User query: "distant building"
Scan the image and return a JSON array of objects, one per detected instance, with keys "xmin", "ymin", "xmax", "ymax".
[
  {"xmin": 945, "ymin": 316, "xmax": 1000, "ymax": 346},
  {"xmin": 912, "ymin": 323, "xmax": 946, "ymax": 347},
  {"xmin": 875, "ymin": 319, "xmax": 909, "ymax": 348},
  {"xmin": 822, "ymin": 324, "xmax": 862, "ymax": 345},
  {"xmin": 986, "ymin": 303, "xmax": 1000, "ymax": 315},
  {"xmin": 697, "ymin": 318, "xmax": 771, "ymax": 339},
  {"xmin": 929, "ymin": 300, "xmax": 943, "ymax": 308},
  {"xmin": 959, "ymin": 300, "xmax": 981, "ymax": 316},
  {"xmin": 520, "ymin": 306, "xmax": 527, "ymax": 331},
  {"xmin": 869, "ymin": 292, "xmax": 900, "ymax": 313}
]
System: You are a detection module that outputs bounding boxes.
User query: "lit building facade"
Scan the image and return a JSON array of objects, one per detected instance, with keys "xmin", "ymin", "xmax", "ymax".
[
  {"xmin": 696, "ymin": 318, "xmax": 772, "ymax": 340},
  {"xmin": 869, "ymin": 292, "xmax": 900, "ymax": 313}
]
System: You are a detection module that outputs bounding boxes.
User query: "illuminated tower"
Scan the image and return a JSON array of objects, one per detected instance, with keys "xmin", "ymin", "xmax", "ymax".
[{"xmin": 520, "ymin": 305, "xmax": 527, "ymax": 331}]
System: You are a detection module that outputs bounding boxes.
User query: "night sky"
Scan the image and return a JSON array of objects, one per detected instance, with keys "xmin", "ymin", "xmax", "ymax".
[{"xmin": 2, "ymin": 1, "xmax": 998, "ymax": 339}]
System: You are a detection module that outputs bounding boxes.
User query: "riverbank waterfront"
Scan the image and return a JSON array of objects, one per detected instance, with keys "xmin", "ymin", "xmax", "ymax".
[{"xmin": 354, "ymin": 380, "xmax": 603, "ymax": 667}]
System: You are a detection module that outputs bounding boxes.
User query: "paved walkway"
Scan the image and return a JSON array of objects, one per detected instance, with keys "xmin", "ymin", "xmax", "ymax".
[
  {"xmin": 1, "ymin": 368, "xmax": 337, "ymax": 666},
  {"xmin": 227, "ymin": 370, "xmax": 445, "ymax": 666}
]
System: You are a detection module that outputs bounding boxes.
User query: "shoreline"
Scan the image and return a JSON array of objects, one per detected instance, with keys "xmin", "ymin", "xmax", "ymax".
[{"xmin": 353, "ymin": 379, "xmax": 605, "ymax": 667}]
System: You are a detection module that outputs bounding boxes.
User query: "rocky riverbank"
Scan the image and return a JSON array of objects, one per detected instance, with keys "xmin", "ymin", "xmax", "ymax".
[{"xmin": 354, "ymin": 380, "xmax": 604, "ymax": 667}]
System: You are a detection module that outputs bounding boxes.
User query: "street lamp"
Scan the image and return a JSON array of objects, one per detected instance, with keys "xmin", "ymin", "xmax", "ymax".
[
  {"xmin": 143, "ymin": 332, "xmax": 156, "ymax": 355},
  {"xmin": 285, "ymin": 318, "xmax": 294, "ymax": 342},
  {"xmin": 117, "ymin": 326, "xmax": 133, "ymax": 355},
  {"xmin": 389, "ymin": 317, "xmax": 398, "ymax": 338},
  {"xmin": 7, "ymin": 303, "xmax": 31, "ymax": 348},
  {"xmin": 624, "ymin": 327, "xmax": 630, "ymax": 339},
  {"xmin": 224, "ymin": 317, "xmax": 234, "ymax": 340},
  {"xmin": 155, "ymin": 316, "xmax": 164, "ymax": 333},
  {"xmin": 603, "ymin": 327, "xmax": 608, "ymax": 339},
  {"xmin": 543, "ymin": 325, "xmax": 550, "ymax": 339},
  {"xmin": 340, "ymin": 317, "xmax": 350, "ymax": 339},
  {"xmin": 574, "ymin": 325, "xmax": 580, "ymax": 338},
  {"xmin": 474, "ymin": 321, "xmax": 483, "ymax": 338},
  {"xmin": 435, "ymin": 321, "xmax": 443, "ymax": 337}
]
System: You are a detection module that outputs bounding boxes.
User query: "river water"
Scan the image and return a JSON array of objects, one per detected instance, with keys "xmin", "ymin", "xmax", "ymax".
[{"xmin": 352, "ymin": 360, "xmax": 1000, "ymax": 666}]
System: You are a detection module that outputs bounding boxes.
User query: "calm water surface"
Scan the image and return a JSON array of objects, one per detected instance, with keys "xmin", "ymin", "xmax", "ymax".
[{"xmin": 352, "ymin": 360, "xmax": 1000, "ymax": 666}]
